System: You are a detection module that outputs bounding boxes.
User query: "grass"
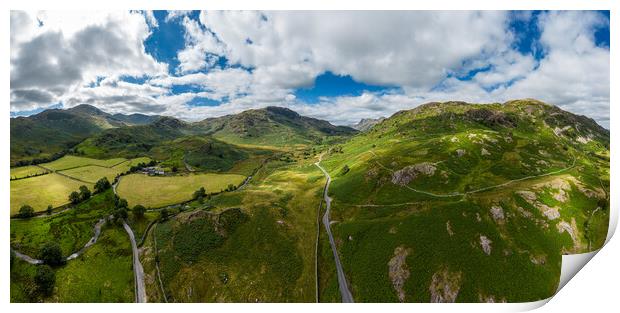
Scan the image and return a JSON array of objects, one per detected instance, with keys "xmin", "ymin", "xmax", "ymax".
[
  {"xmin": 52, "ymin": 224, "xmax": 134, "ymax": 302},
  {"xmin": 10, "ymin": 165, "xmax": 49, "ymax": 179},
  {"xmin": 41, "ymin": 155, "xmax": 127, "ymax": 171},
  {"xmin": 139, "ymin": 157, "xmax": 324, "ymax": 302},
  {"xmin": 10, "ymin": 190, "xmax": 117, "ymax": 257},
  {"xmin": 10, "ymin": 190, "xmax": 132, "ymax": 303},
  {"xmin": 116, "ymin": 173, "xmax": 246, "ymax": 208},
  {"xmin": 10, "ymin": 173, "xmax": 92, "ymax": 214}
]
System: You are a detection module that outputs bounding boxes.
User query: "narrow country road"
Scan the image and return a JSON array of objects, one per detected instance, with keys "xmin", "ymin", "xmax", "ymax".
[
  {"xmin": 315, "ymin": 154, "xmax": 354, "ymax": 303},
  {"xmin": 123, "ymin": 220, "xmax": 147, "ymax": 303}
]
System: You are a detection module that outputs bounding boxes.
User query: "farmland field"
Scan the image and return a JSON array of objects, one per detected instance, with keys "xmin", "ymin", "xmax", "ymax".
[
  {"xmin": 10, "ymin": 173, "xmax": 91, "ymax": 214},
  {"xmin": 58, "ymin": 157, "xmax": 153, "ymax": 183},
  {"xmin": 10, "ymin": 165, "xmax": 49, "ymax": 179},
  {"xmin": 41, "ymin": 155, "xmax": 127, "ymax": 171},
  {"xmin": 116, "ymin": 173, "xmax": 246, "ymax": 208}
]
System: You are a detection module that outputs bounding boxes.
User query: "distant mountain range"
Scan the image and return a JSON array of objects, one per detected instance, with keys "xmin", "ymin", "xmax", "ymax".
[{"xmin": 10, "ymin": 104, "xmax": 356, "ymax": 165}]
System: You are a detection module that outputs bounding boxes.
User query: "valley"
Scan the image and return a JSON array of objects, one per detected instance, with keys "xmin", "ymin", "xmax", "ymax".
[{"xmin": 10, "ymin": 99, "xmax": 610, "ymax": 303}]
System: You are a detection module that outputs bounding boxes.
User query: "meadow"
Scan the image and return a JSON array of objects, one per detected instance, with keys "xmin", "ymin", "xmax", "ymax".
[
  {"xmin": 41, "ymin": 155, "xmax": 127, "ymax": 171},
  {"xmin": 10, "ymin": 165, "xmax": 49, "ymax": 179},
  {"xmin": 10, "ymin": 173, "xmax": 90, "ymax": 214},
  {"xmin": 116, "ymin": 173, "xmax": 246, "ymax": 208}
]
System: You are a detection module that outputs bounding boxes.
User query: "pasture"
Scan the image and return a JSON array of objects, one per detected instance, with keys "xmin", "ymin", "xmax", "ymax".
[
  {"xmin": 41, "ymin": 155, "xmax": 127, "ymax": 171},
  {"xmin": 10, "ymin": 173, "xmax": 91, "ymax": 214},
  {"xmin": 10, "ymin": 165, "xmax": 49, "ymax": 179},
  {"xmin": 116, "ymin": 173, "xmax": 246, "ymax": 208}
]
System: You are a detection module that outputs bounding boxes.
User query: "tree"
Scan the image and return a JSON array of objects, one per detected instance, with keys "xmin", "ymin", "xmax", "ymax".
[
  {"xmin": 116, "ymin": 198, "xmax": 128, "ymax": 209},
  {"xmin": 159, "ymin": 208, "xmax": 169, "ymax": 221},
  {"xmin": 132, "ymin": 205, "xmax": 146, "ymax": 218},
  {"xmin": 79, "ymin": 185, "xmax": 91, "ymax": 201},
  {"xmin": 113, "ymin": 208, "xmax": 128, "ymax": 223},
  {"xmin": 34, "ymin": 265, "xmax": 56, "ymax": 296},
  {"xmin": 39, "ymin": 242, "xmax": 63, "ymax": 266},
  {"xmin": 18, "ymin": 205, "xmax": 35, "ymax": 218},
  {"xmin": 94, "ymin": 177, "xmax": 111, "ymax": 193},
  {"xmin": 46, "ymin": 205, "xmax": 53, "ymax": 215},
  {"xmin": 69, "ymin": 191, "xmax": 80, "ymax": 204},
  {"xmin": 194, "ymin": 187, "xmax": 206, "ymax": 200}
]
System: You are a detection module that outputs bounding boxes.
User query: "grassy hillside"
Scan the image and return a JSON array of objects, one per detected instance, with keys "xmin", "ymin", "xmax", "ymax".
[
  {"xmin": 317, "ymin": 99, "xmax": 609, "ymax": 302},
  {"xmin": 10, "ymin": 104, "xmax": 159, "ymax": 166},
  {"xmin": 195, "ymin": 106, "xmax": 356, "ymax": 148}
]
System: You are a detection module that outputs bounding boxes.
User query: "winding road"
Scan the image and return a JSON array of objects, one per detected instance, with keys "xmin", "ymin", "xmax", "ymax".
[
  {"xmin": 315, "ymin": 154, "xmax": 354, "ymax": 303},
  {"xmin": 123, "ymin": 220, "xmax": 147, "ymax": 303},
  {"xmin": 12, "ymin": 217, "xmax": 107, "ymax": 265}
]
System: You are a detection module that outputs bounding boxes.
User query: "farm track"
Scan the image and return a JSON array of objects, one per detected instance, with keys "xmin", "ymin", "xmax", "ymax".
[
  {"xmin": 366, "ymin": 150, "xmax": 577, "ymax": 198},
  {"xmin": 315, "ymin": 153, "xmax": 354, "ymax": 303},
  {"xmin": 11, "ymin": 217, "xmax": 108, "ymax": 264}
]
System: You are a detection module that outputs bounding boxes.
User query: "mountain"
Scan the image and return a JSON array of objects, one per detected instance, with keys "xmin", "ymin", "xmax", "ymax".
[
  {"xmin": 112, "ymin": 113, "xmax": 161, "ymax": 125},
  {"xmin": 318, "ymin": 99, "xmax": 609, "ymax": 302},
  {"xmin": 195, "ymin": 106, "xmax": 357, "ymax": 147},
  {"xmin": 351, "ymin": 117, "xmax": 386, "ymax": 131},
  {"xmin": 10, "ymin": 104, "xmax": 164, "ymax": 165},
  {"xmin": 75, "ymin": 116, "xmax": 190, "ymax": 159}
]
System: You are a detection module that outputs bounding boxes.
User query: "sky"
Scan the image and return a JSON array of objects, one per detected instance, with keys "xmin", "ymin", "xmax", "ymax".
[{"xmin": 10, "ymin": 10, "xmax": 610, "ymax": 128}]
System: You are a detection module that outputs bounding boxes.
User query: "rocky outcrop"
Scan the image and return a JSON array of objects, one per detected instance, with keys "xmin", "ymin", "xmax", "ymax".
[{"xmin": 391, "ymin": 162, "xmax": 436, "ymax": 186}]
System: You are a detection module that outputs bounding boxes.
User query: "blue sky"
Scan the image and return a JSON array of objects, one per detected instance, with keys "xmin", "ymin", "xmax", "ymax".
[{"xmin": 10, "ymin": 10, "xmax": 610, "ymax": 127}]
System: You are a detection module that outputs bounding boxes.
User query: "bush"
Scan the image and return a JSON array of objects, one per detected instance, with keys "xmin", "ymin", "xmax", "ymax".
[
  {"xmin": 194, "ymin": 187, "xmax": 206, "ymax": 200},
  {"xmin": 46, "ymin": 205, "xmax": 53, "ymax": 215},
  {"xmin": 34, "ymin": 265, "xmax": 56, "ymax": 296},
  {"xmin": 18, "ymin": 205, "xmax": 35, "ymax": 218},
  {"xmin": 39, "ymin": 242, "xmax": 64, "ymax": 266}
]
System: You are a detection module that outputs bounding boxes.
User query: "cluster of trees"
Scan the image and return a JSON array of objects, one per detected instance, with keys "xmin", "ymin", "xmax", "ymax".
[
  {"xmin": 10, "ymin": 170, "xmax": 49, "ymax": 181},
  {"xmin": 129, "ymin": 160, "xmax": 157, "ymax": 173},
  {"xmin": 69, "ymin": 185, "xmax": 91, "ymax": 204},
  {"xmin": 69, "ymin": 177, "xmax": 112, "ymax": 205},
  {"xmin": 13, "ymin": 151, "xmax": 67, "ymax": 167},
  {"xmin": 225, "ymin": 184, "xmax": 237, "ymax": 192}
]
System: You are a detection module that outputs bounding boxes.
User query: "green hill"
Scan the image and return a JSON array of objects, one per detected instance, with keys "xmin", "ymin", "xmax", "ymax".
[
  {"xmin": 317, "ymin": 99, "xmax": 609, "ymax": 302},
  {"xmin": 10, "ymin": 104, "xmax": 160, "ymax": 166},
  {"xmin": 195, "ymin": 106, "xmax": 357, "ymax": 147}
]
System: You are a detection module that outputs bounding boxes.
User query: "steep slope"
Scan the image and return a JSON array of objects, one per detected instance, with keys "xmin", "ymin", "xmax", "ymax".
[
  {"xmin": 351, "ymin": 117, "xmax": 386, "ymax": 132},
  {"xmin": 196, "ymin": 106, "xmax": 356, "ymax": 147},
  {"xmin": 75, "ymin": 116, "xmax": 189, "ymax": 158},
  {"xmin": 317, "ymin": 99, "xmax": 609, "ymax": 302},
  {"xmin": 10, "ymin": 104, "xmax": 159, "ymax": 165}
]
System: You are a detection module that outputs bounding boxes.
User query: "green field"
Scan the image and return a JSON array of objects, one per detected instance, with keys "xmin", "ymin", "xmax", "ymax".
[
  {"xmin": 10, "ymin": 173, "xmax": 92, "ymax": 214},
  {"xmin": 140, "ymin": 157, "xmax": 324, "ymax": 302},
  {"xmin": 10, "ymin": 165, "xmax": 49, "ymax": 179},
  {"xmin": 57, "ymin": 157, "xmax": 151, "ymax": 183},
  {"xmin": 117, "ymin": 173, "xmax": 246, "ymax": 208},
  {"xmin": 53, "ymin": 225, "xmax": 134, "ymax": 302},
  {"xmin": 41, "ymin": 155, "xmax": 127, "ymax": 171},
  {"xmin": 10, "ymin": 190, "xmax": 116, "ymax": 256}
]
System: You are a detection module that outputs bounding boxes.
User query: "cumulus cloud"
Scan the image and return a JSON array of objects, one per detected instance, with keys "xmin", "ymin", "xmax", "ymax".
[
  {"xmin": 10, "ymin": 11, "xmax": 166, "ymax": 111},
  {"xmin": 10, "ymin": 10, "xmax": 609, "ymax": 128}
]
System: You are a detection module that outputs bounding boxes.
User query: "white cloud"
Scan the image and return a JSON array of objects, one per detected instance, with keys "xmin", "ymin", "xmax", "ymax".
[
  {"xmin": 10, "ymin": 10, "xmax": 167, "ymax": 111},
  {"xmin": 10, "ymin": 11, "xmax": 609, "ymax": 129}
]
